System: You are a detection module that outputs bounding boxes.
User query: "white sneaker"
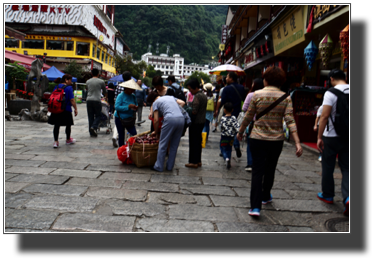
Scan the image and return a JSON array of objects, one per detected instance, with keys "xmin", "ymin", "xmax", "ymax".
[
  {"xmin": 53, "ymin": 142, "xmax": 59, "ymax": 148},
  {"xmin": 66, "ymin": 138, "xmax": 76, "ymax": 145},
  {"xmin": 318, "ymin": 155, "xmax": 322, "ymax": 162}
]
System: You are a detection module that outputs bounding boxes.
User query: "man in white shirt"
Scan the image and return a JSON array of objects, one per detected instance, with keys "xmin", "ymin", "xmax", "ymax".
[{"xmin": 317, "ymin": 69, "xmax": 349, "ymax": 216}]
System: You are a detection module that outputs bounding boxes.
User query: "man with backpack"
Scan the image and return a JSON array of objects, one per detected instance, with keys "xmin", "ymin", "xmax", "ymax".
[
  {"xmin": 167, "ymin": 75, "xmax": 187, "ymax": 103},
  {"xmin": 317, "ymin": 69, "xmax": 349, "ymax": 216}
]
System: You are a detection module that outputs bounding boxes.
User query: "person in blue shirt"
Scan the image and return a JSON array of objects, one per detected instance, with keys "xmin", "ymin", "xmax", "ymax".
[
  {"xmin": 47, "ymin": 75, "xmax": 78, "ymax": 148},
  {"xmin": 220, "ymin": 72, "xmax": 246, "ymax": 158},
  {"xmin": 114, "ymin": 79, "xmax": 141, "ymax": 147}
]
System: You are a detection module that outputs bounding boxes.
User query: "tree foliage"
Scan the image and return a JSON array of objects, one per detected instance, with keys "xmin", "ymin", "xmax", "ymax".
[
  {"xmin": 63, "ymin": 60, "xmax": 83, "ymax": 80},
  {"xmin": 5, "ymin": 62, "xmax": 29, "ymax": 89},
  {"xmin": 186, "ymin": 71, "xmax": 211, "ymax": 86},
  {"xmin": 114, "ymin": 5, "xmax": 227, "ymax": 64}
]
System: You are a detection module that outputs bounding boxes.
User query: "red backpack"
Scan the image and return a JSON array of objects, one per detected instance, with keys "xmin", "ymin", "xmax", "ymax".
[{"xmin": 48, "ymin": 85, "xmax": 67, "ymax": 114}]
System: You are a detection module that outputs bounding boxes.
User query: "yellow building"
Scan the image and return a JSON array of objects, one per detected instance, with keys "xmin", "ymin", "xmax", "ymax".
[{"xmin": 4, "ymin": 5, "xmax": 126, "ymax": 79}]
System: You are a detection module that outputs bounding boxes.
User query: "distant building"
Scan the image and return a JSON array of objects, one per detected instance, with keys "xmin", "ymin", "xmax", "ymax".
[{"xmin": 141, "ymin": 52, "xmax": 209, "ymax": 81}]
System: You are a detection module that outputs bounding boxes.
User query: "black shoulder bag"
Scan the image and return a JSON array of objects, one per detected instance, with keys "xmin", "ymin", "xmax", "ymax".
[{"xmin": 117, "ymin": 111, "xmax": 136, "ymax": 128}]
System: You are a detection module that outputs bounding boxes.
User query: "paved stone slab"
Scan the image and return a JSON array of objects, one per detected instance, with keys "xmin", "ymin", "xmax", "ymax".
[
  {"xmin": 86, "ymin": 164, "xmax": 132, "ymax": 173},
  {"xmin": 4, "ymin": 159, "xmax": 46, "ymax": 167},
  {"xmin": 136, "ymin": 218, "xmax": 215, "ymax": 232},
  {"xmin": 210, "ymin": 195, "xmax": 249, "ymax": 208},
  {"xmin": 52, "ymin": 213, "xmax": 136, "ymax": 232},
  {"xmin": 30, "ymin": 155, "xmax": 75, "ymax": 162},
  {"xmin": 106, "ymin": 200, "xmax": 167, "ymax": 218},
  {"xmin": 293, "ymin": 183, "xmax": 322, "ymax": 192},
  {"xmin": 273, "ymin": 181, "xmax": 301, "ymax": 190},
  {"xmin": 274, "ymin": 174, "xmax": 314, "ymax": 184},
  {"xmin": 5, "ymin": 209, "xmax": 59, "ymax": 230},
  {"xmin": 283, "ymin": 170, "xmax": 321, "ymax": 178},
  {"xmin": 73, "ymin": 157, "xmax": 122, "ymax": 166},
  {"xmin": 216, "ymin": 222, "xmax": 288, "ymax": 232},
  {"xmin": 122, "ymin": 181, "xmax": 179, "ymax": 193},
  {"xmin": 5, "ymin": 173, "xmax": 19, "ymax": 181},
  {"xmin": 168, "ymin": 204, "xmax": 239, "ymax": 222},
  {"xmin": 180, "ymin": 184, "xmax": 235, "ymax": 196},
  {"xmin": 222, "ymin": 170, "xmax": 253, "ymax": 180},
  {"xmin": 5, "ymin": 182, "xmax": 31, "ymax": 193},
  {"xmin": 147, "ymin": 192, "xmax": 212, "ymax": 207},
  {"xmin": 5, "ymin": 209, "xmax": 16, "ymax": 217},
  {"xmin": 5, "ymin": 166, "xmax": 57, "ymax": 175},
  {"xmin": 202, "ymin": 177, "xmax": 250, "ymax": 188},
  {"xmin": 5, "ymin": 193, "xmax": 34, "ymax": 209},
  {"xmin": 8, "ymin": 174, "xmax": 70, "ymax": 185},
  {"xmin": 99, "ymin": 172, "xmax": 150, "ymax": 181},
  {"xmin": 65, "ymin": 177, "xmax": 124, "ymax": 188},
  {"xmin": 286, "ymin": 226, "xmax": 314, "ymax": 232},
  {"xmin": 178, "ymin": 168, "xmax": 223, "ymax": 178},
  {"xmin": 151, "ymin": 174, "xmax": 201, "ymax": 184},
  {"xmin": 85, "ymin": 187, "xmax": 147, "ymax": 201},
  {"xmin": 276, "ymin": 164, "xmax": 295, "ymax": 172},
  {"xmin": 51, "ymin": 169, "xmax": 101, "ymax": 179},
  {"xmin": 309, "ymin": 213, "xmax": 348, "ymax": 232},
  {"xmin": 5, "ymin": 154, "xmax": 36, "ymax": 160},
  {"xmin": 232, "ymin": 187, "xmax": 249, "ymax": 197},
  {"xmin": 272, "ymin": 199, "xmax": 334, "ymax": 213},
  {"xmin": 40, "ymin": 161, "xmax": 89, "ymax": 170},
  {"xmin": 263, "ymin": 211, "xmax": 313, "ymax": 227},
  {"xmin": 129, "ymin": 166, "xmax": 178, "ymax": 176},
  {"xmin": 290, "ymin": 164, "xmax": 322, "ymax": 172},
  {"xmin": 286, "ymin": 190, "xmax": 320, "ymax": 200},
  {"xmin": 22, "ymin": 184, "xmax": 88, "ymax": 197},
  {"xmin": 24, "ymin": 196, "xmax": 99, "ymax": 213},
  {"xmin": 309, "ymin": 177, "xmax": 342, "ymax": 185}
]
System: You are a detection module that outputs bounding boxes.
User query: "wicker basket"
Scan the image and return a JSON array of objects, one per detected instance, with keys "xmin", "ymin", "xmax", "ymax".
[{"xmin": 129, "ymin": 130, "xmax": 159, "ymax": 168}]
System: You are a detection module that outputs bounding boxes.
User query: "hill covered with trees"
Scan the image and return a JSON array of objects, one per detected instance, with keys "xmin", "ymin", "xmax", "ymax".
[{"xmin": 114, "ymin": 5, "xmax": 228, "ymax": 65}]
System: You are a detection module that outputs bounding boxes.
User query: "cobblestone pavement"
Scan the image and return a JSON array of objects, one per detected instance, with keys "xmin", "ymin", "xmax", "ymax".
[{"xmin": 4, "ymin": 103, "xmax": 349, "ymax": 232}]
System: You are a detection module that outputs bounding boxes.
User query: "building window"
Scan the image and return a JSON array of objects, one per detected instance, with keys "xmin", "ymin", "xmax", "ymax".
[
  {"xmin": 5, "ymin": 38, "xmax": 20, "ymax": 48},
  {"xmin": 166, "ymin": 66, "xmax": 168, "ymax": 69},
  {"xmin": 22, "ymin": 39, "xmax": 44, "ymax": 49},
  {"xmin": 97, "ymin": 47, "xmax": 101, "ymax": 59},
  {"xmin": 93, "ymin": 44, "xmax": 96, "ymax": 57},
  {"xmin": 101, "ymin": 51, "xmax": 105, "ymax": 62},
  {"xmin": 47, "ymin": 40, "xmax": 73, "ymax": 51},
  {"xmin": 162, "ymin": 66, "xmax": 164, "ymax": 69},
  {"xmin": 109, "ymin": 56, "xmax": 112, "ymax": 66},
  {"xmin": 105, "ymin": 55, "xmax": 109, "ymax": 64},
  {"xmin": 106, "ymin": 5, "xmax": 113, "ymax": 20},
  {"xmin": 180, "ymin": 66, "xmax": 182, "ymax": 69},
  {"xmin": 165, "ymin": 71, "xmax": 168, "ymax": 75},
  {"xmin": 171, "ymin": 66, "xmax": 173, "ymax": 70},
  {"xmin": 76, "ymin": 42, "xmax": 90, "ymax": 56}
]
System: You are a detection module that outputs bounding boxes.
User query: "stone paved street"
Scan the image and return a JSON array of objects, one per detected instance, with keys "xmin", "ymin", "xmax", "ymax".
[{"xmin": 4, "ymin": 103, "xmax": 348, "ymax": 232}]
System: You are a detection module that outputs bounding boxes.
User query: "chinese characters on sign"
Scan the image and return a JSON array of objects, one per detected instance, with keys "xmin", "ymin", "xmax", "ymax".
[
  {"xmin": 313, "ymin": 5, "xmax": 338, "ymax": 19},
  {"xmin": 221, "ymin": 25, "xmax": 228, "ymax": 44},
  {"xmin": 272, "ymin": 7, "xmax": 305, "ymax": 55},
  {"xmin": 11, "ymin": 5, "xmax": 71, "ymax": 14}
]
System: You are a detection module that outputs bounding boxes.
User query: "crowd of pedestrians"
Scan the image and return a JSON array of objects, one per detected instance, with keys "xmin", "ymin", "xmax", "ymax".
[{"xmin": 46, "ymin": 67, "xmax": 349, "ymax": 219}]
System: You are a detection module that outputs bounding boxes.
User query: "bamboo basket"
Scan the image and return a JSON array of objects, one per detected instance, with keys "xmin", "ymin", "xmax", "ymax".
[{"xmin": 129, "ymin": 130, "xmax": 159, "ymax": 168}]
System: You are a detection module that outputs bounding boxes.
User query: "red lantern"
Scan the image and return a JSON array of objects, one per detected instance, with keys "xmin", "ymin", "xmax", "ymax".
[
  {"xmin": 260, "ymin": 45, "xmax": 264, "ymax": 56},
  {"xmin": 265, "ymin": 41, "xmax": 269, "ymax": 54},
  {"xmin": 256, "ymin": 47, "xmax": 260, "ymax": 58}
]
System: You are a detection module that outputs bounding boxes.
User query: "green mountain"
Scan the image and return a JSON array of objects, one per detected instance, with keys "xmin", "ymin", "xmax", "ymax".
[{"xmin": 114, "ymin": 5, "xmax": 228, "ymax": 65}]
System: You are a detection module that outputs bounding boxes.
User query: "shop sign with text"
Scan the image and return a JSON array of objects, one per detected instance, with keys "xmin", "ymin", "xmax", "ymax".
[{"xmin": 272, "ymin": 7, "xmax": 305, "ymax": 55}]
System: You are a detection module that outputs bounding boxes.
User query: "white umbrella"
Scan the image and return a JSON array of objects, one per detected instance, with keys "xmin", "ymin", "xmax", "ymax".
[{"xmin": 209, "ymin": 64, "xmax": 246, "ymax": 76}]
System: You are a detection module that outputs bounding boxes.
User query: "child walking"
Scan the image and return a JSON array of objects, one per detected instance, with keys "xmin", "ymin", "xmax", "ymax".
[{"xmin": 220, "ymin": 102, "xmax": 240, "ymax": 169}]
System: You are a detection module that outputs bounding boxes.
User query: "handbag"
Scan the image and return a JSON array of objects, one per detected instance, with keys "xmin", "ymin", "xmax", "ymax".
[
  {"xmin": 117, "ymin": 111, "xmax": 136, "ymax": 128},
  {"xmin": 245, "ymin": 92, "xmax": 290, "ymax": 135}
]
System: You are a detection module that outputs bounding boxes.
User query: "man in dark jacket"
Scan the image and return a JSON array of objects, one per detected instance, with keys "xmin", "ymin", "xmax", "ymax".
[
  {"xmin": 220, "ymin": 71, "xmax": 246, "ymax": 158},
  {"xmin": 135, "ymin": 79, "xmax": 146, "ymax": 126},
  {"xmin": 167, "ymin": 75, "xmax": 186, "ymax": 103}
]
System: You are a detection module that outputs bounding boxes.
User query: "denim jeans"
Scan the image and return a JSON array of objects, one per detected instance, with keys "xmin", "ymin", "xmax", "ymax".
[
  {"xmin": 220, "ymin": 136, "xmax": 233, "ymax": 161},
  {"xmin": 87, "ymin": 101, "xmax": 102, "ymax": 134},
  {"xmin": 233, "ymin": 135, "xmax": 240, "ymax": 149}
]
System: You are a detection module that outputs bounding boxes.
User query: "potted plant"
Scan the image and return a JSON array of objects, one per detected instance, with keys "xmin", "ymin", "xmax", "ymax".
[{"xmin": 28, "ymin": 92, "xmax": 34, "ymax": 100}]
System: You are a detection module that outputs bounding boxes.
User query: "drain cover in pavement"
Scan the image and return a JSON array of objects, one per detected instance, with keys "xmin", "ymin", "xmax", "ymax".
[{"xmin": 325, "ymin": 218, "xmax": 349, "ymax": 232}]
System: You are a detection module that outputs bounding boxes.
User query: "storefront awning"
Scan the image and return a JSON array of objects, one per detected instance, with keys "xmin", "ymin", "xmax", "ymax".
[{"xmin": 5, "ymin": 50, "xmax": 51, "ymax": 71}]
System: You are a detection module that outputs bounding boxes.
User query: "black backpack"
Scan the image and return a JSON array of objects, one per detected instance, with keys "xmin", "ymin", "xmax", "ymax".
[
  {"xmin": 167, "ymin": 85, "xmax": 186, "ymax": 103},
  {"xmin": 327, "ymin": 87, "xmax": 349, "ymax": 140}
]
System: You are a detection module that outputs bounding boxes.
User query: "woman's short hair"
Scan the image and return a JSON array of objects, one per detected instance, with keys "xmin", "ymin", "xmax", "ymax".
[
  {"xmin": 108, "ymin": 83, "xmax": 115, "ymax": 89},
  {"xmin": 146, "ymin": 90, "xmax": 159, "ymax": 104},
  {"xmin": 186, "ymin": 78, "xmax": 200, "ymax": 90},
  {"xmin": 62, "ymin": 74, "xmax": 72, "ymax": 82},
  {"xmin": 122, "ymin": 71, "xmax": 132, "ymax": 81},
  {"xmin": 251, "ymin": 78, "xmax": 264, "ymax": 92},
  {"xmin": 152, "ymin": 75, "xmax": 163, "ymax": 87},
  {"xmin": 263, "ymin": 67, "xmax": 286, "ymax": 87}
]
